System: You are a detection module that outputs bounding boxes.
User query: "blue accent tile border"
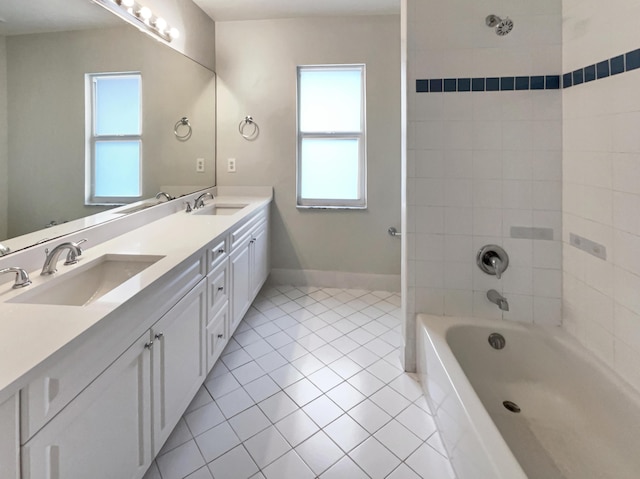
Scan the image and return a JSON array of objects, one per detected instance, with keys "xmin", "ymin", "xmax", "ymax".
[{"xmin": 416, "ymin": 47, "xmax": 640, "ymax": 93}]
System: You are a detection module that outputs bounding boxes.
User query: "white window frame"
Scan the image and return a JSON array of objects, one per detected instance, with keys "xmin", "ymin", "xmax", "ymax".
[
  {"xmin": 85, "ymin": 72, "xmax": 142, "ymax": 205},
  {"xmin": 296, "ymin": 64, "xmax": 367, "ymax": 209}
]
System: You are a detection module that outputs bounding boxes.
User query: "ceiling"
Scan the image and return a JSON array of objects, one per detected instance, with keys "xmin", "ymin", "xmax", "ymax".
[
  {"xmin": 193, "ymin": 0, "xmax": 400, "ymax": 22},
  {"xmin": 0, "ymin": 0, "xmax": 120, "ymax": 36}
]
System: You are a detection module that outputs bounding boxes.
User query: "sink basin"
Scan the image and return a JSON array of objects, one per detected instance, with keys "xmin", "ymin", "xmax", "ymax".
[
  {"xmin": 193, "ymin": 204, "xmax": 248, "ymax": 216},
  {"xmin": 9, "ymin": 254, "xmax": 164, "ymax": 306}
]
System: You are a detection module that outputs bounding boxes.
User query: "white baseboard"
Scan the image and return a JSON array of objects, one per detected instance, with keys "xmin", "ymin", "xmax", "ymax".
[{"xmin": 268, "ymin": 268, "xmax": 401, "ymax": 292}]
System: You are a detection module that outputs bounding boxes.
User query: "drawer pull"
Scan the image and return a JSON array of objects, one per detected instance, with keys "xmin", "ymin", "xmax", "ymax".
[
  {"xmin": 217, "ymin": 286, "xmax": 224, "ymax": 292},
  {"xmin": 217, "ymin": 248, "xmax": 225, "ymax": 254},
  {"xmin": 154, "ymin": 332, "xmax": 164, "ymax": 341},
  {"xmin": 144, "ymin": 341, "xmax": 153, "ymax": 350},
  {"xmin": 217, "ymin": 334, "xmax": 224, "ymax": 339}
]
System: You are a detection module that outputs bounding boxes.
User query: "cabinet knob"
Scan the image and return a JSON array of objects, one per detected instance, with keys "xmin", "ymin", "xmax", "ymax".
[
  {"xmin": 217, "ymin": 248, "xmax": 225, "ymax": 254},
  {"xmin": 217, "ymin": 286, "xmax": 224, "ymax": 292},
  {"xmin": 155, "ymin": 332, "xmax": 164, "ymax": 340},
  {"xmin": 217, "ymin": 334, "xmax": 224, "ymax": 339},
  {"xmin": 144, "ymin": 341, "xmax": 153, "ymax": 350}
]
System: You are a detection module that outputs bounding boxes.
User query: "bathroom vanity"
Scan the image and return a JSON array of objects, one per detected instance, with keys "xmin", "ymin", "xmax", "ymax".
[{"xmin": 0, "ymin": 187, "xmax": 271, "ymax": 479}]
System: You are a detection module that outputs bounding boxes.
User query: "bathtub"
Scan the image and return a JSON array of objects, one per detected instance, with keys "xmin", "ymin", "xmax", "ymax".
[{"xmin": 416, "ymin": 314, "xmax": 640, "ymax": 479}]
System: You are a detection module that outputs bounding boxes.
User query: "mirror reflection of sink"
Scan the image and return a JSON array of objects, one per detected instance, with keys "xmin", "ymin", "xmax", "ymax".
[
  {"xmin": 193, "ymin": 204, "xmax": 248, "ymax": 216},
  {"xmin": 9, "ymin": 254, "xmax": 164, "ymax": 307}
]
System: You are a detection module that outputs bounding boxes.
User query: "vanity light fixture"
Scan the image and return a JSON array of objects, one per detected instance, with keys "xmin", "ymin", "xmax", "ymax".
[{"xmin": 92, "ymin": 0, "xmax": 180, "ymax": 43}]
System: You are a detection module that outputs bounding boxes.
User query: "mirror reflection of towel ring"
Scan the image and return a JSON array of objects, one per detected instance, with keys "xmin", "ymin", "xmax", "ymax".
[
  {"xmin": 239, "ymin": 116, "xmax": 259, "ymax": 141},
  {"xmin": 174, "ymin": 117, "xmax": 192, "ymax": 141}
]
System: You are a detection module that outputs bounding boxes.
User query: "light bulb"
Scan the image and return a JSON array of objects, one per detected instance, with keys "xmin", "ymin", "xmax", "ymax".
[
  {"xmin": 155, "ymin": 17, "xmax": 167, "ymax": 32},
  {"xmin": 121, "ymin": 0, "xmax": 134, "ymax": 6},
  {"xmin": 169, "ymin": 27, "xmax": 180, "ymax": 39},
  {"xmin": 139, "ymin": 6, "xmax": 152, "ymax": 20}
]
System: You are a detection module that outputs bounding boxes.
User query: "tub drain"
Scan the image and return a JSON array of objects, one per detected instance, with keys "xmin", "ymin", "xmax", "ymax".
[
  {"xmin": 488, "ymin": 332, "xmax": 506, "ymax": 350},
  {"xmin": 503, "ymin": 400, "xmax": 521, "ymax": 413}
]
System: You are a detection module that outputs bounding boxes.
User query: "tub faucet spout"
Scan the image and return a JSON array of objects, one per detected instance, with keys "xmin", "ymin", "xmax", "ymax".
[{"xmin": 487, "ymin": 289, "xmax": 509, "ymax": 311}]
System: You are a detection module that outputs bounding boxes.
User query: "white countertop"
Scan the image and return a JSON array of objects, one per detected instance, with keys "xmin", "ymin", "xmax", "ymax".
[{"xmin": 0, "ymin": 188, "xmax": 272, "ymax": 402}]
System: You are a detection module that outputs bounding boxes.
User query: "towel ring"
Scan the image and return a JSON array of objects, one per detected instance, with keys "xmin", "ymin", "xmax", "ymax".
[
  {"xmin": 174, "ymin": 117, "xmax": 192, "ymax": 141},
  {"xmin": 239, "ymin": 116, "xmax": 259, "ymax": 141}
]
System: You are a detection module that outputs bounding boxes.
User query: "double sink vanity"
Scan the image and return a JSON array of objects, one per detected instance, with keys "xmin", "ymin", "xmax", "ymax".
[{"xmin": 0, "ymin": 186, "xmax": 272, "ymax": 479}]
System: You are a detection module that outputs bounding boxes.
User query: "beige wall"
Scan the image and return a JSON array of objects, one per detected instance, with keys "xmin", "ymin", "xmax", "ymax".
[
  {"xmin": 5, "ymin": 26, "xmax": 215, "ymax": 238},
  {"xmin": 215, "ymin": 16, "xmax": 401, "ymax": 284},
  {"xmin": 0, "ymin": 37, "xmax": 7, "ymax": 240},
  {"xmin": 562, "ymin": 0, "xmax": 640, "ymax": 391}
]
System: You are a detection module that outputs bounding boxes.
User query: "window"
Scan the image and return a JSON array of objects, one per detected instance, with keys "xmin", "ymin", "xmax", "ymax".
[
  {"xmin": 86, "ymin": 73, "xmax": 142, "ymax": 204},
  {"xmin": 297, "ymin": 65, "xmax": 366, "ymax": 208}
]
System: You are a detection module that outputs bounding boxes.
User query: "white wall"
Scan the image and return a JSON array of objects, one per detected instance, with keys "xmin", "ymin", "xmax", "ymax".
[
  {"xmin": 0, "ymin": 37, "xmax": 7, "ymax": 241},
  {"xmin": 404, "ymin": 0, "xmax": 563, "ymax": 368},
  {"xmin": 562, "ymin": 0, "xmax": 640, "ymax": 391},
  {"xmin": 215, "ymin": 16, "xmax": 401, "ymax": 289},
  {"xmin": 5, "ymin": 26, "xmax": 215, "ymax": 238}
]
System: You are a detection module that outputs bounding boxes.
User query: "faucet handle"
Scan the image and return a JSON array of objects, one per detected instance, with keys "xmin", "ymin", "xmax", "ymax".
[{"xmin": 185, "ymin": 201, "xmax": 193, "ymax": 213}]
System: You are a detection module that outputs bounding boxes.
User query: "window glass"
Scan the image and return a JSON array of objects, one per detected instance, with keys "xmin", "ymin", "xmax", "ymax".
[
  {"xmin": 297, "ymin": 65, "xmax": 366, "ymax": 208},
  {"xmin": 94, "ymin": 141, "xmax": 141, "ymax": 197}
]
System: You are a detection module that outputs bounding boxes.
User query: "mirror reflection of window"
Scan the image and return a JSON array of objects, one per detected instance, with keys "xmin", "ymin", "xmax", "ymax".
[{"xmin": 86, "ymin": 73, "xmax": 142, "ymax": 204}]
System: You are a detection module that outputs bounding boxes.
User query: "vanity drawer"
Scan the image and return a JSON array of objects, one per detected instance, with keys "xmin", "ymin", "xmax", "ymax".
[
  {"xmin": 207, "ymin": 260, "xmax": 228, "ymax": 318},
  {"xmin": 207, "ymin": 236, "xmax": 229, "ymax": 273},
  {"xmin": 206, "ymin": 304, "xmax": 228, "ymax": 372}
]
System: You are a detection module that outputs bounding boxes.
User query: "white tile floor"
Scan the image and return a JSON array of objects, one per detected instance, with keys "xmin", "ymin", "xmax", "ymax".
[{"xmin": 143, "ymin": 285, "xmax": 455, "ymax": 479}]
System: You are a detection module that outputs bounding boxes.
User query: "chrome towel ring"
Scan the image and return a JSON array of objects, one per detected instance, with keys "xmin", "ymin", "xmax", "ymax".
[
  {"xmin": 239, "ymin": 116, "xmax": 259, "ymax": 141},
  {"xmin": 174, "ymin": 117, "xmax": 192, "ymax": 141}
]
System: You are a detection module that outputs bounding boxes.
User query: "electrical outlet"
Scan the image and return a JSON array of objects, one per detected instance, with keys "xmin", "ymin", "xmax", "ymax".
[
  {"xmin": 227, "ymin": 158, "xmax": 236, "ymax": 173},
  {"xmin": 196, "ymin": 158, "xmax": 205, "ymax": 172}
]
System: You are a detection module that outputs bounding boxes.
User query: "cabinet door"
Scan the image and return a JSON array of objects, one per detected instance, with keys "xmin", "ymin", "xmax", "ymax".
[
  {"xmin": 22, "ymin": 334, "xmax": 152, "ymax": 479},
  {"xmin": 152, "ymin": 280, "xmax": 207, "ymax": 454},
  {"xmin": 230, "ymin": 239, "xmax": 251, "ymax": 334},
  {"xmin": 0, "ymin": 394, "xmax": 19, "ymax": 479},
  {"xmin": 251, "ymin": 222, "xmax": 269, "ymax": 298}
]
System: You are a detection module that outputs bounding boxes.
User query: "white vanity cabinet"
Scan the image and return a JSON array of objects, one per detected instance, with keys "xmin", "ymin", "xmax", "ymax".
[
  {"xmin": 0, "ymin": 394, "xmax": 19, "ymax": 479},
  {"xmin": 12, "ymin": 197, "xmax": 271, "ymax": 479},
  {"xmin": 230, "ymin": 207, "xmax": 270, "ymax": 332},
  {"xmin": 21, "ymin": 333, "xmax": 153, "ymax": 479},
  {"xmin": 21, "ymin": 265, "xmax": 208, "ymax": 479}
]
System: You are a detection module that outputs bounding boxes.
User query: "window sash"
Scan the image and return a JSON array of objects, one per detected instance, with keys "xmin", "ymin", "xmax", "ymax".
[
  {"xmin": 86, "ymin": 73, "xmax": 142, "ymax": 205},
  {"xmin": 296, "ymin": 65, "xmax": 366, "ymax": 209}
]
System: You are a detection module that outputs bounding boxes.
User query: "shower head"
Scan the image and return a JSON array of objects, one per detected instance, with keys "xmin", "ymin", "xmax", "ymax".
[{"xmin": 485, "ymin": 14, "xmax": 514, "ymax": 36}]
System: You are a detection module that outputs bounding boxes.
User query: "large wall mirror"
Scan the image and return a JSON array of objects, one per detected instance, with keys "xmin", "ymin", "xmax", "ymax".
[{"xmin": 0, "ymin": 0, "xmax": 216, "ymax": 255}]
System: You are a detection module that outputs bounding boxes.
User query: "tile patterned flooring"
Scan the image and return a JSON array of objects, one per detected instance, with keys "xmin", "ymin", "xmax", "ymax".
[{"xmin": 143, "ymin": 285, "xmax": 455, "ymax": 479}]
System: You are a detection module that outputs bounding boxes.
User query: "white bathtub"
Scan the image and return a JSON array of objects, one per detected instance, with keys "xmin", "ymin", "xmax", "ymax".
[{"xmin": 417, "ymin": 314, "xmax": 640, "ymax": 479}]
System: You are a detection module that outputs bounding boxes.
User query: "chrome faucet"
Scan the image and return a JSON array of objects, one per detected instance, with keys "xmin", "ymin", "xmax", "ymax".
[
  {"xmin": 0, "ymin": 267, "xmax": 31, "ymax": 289},
  {"xmin": 487, "ymin": 289, "xmax": 509, "ymax": 311},
  {"xmin": 41, "ymin": 239, "xmax": 87, "ymax": 275},
  {"xmin": 0, "ymin": 243, "xmax": 10, "ymax": 256},
  {"xmin": 193, "ymin": 192, "xmax": 213, "ymax": 209},
  {"xmin": 155, "ymin": 191, "xmax": 174, "ymax": 202}
]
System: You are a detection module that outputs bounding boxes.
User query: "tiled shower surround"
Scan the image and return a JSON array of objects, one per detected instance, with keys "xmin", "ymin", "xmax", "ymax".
[
  {"xmin": 405, "ymin": 0, "xmax": 640, "ymax": 393},
  {"xmin": 404, "ymin": 0, "xmax": 564, "ymax": 371}
]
